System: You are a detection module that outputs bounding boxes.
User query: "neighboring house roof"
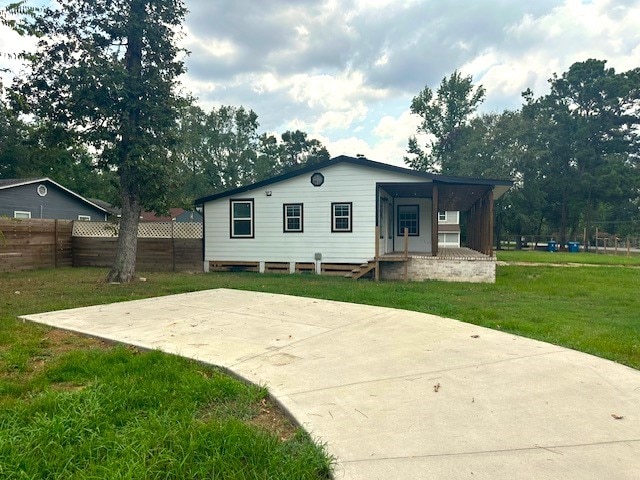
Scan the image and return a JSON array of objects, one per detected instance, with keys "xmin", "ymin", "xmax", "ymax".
[
  {"xmin": 140, "ymin": 208, "xmax": 189, "ymax": 222},
  {"xmin": 88, "ymin": 198, "xmax": 121, "ymax": 216},
  {"xmin": 194, "ymin": 155, "xmax": 513, "ymax": 205},
  {"xmin": 0, "ymin": 178, "xmax": 42, "ymax": 187},
  {"xmin": 0, "ymin": 177, "xmax": 110, "ymax": 215}
]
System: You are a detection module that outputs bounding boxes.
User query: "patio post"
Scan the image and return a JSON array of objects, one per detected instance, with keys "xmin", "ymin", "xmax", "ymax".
[{"xmin": 431, "ymin": 184, "xmax": 439, "ymax": 256}]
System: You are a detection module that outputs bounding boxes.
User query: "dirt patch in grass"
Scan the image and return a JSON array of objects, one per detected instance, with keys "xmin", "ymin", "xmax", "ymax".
[
  {"xmin": 40, "ymin": 328, "xmax": 301, "ymax": 442},
  {"xmin": 44, "ymin": 328, "xmax": 112, "ymax": 352},
  {"xmin": 27, "ymin": 329, "xmax": 113, "ymax": 375},
  {"xmin": 249, "ymin": 397, "xmax": 299, "ymax": 441}
]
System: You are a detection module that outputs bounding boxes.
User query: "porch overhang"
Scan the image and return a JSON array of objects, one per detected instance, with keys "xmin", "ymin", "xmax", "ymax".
[
  {"xmin": 377, "ymin": 178, "xmax": 511, "ymax": 257},
  {"xmin": 377, "ymin": 181, "xmax": 499, "ymax": 212}
]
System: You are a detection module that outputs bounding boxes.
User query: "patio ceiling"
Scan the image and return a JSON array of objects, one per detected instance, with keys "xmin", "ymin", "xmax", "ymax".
[{"xmin": 378, "ymin": 182, "xmax": 494, "ymax": 212}]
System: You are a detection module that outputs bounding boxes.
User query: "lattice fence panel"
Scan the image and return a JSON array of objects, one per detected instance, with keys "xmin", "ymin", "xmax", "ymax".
[
  {"xmin": 73, "ymin": 221, "xmax": 202, "ymax": 239},
  {"xmin": 173, "ymin": 222, "xmax": 203, "ymax": 239},
  {"xmin": 73, "ymin": 221, "xmax": 119, "ymax": 237}
]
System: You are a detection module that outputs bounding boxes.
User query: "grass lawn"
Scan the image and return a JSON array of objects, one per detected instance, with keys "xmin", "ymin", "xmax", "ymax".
[
  {"xmin": 0, "ymin": 270, "xmax": 333, "ymax": 479},
  {"xmin": 1, "ymin": 264, "xmax": 639, "ymax": 477},
  {"xmin": 496, "ymin": 249, "xmax": 640, "ymax": 265}
]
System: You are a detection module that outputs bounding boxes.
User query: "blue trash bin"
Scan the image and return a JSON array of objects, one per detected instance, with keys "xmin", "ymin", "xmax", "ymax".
[
  {"xmin": 548, "ymin": 241, "xmax": 557, "ymax": 252},
  {"xmin": 568, "ymin": 242, "xmax": 579, "ymax": 253}
]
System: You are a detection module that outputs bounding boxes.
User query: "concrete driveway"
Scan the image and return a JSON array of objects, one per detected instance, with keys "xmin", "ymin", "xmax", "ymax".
[{"xmin": 22, "ymin": 289, "xmax": 640, "ymax": 479}]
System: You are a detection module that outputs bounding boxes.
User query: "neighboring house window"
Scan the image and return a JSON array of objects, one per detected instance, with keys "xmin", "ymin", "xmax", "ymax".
[
  {"xmin": 78, "ymin": 215, "xmax": 91, "ymax": 221},
  {"xmin": 398, "ymin": 205, "xmax": 419, "ymax": 236},
  {"xmin": 14, "ymin": 211, "xmax": 31, "ymax": 219},
  {"xmin": 331, "ymin": 202, "xmax": 352, "ymax": 232},
  {"xmin": 37, "ymin": 184, "xmax": 48, "ymax": 196},
  {"xmin": 230, "ymin": 199, "xmax": 254, "ymax": 238},
  {"xmin": 283, "ymin": 203, "xmax": 303, "ymax": 233},
  {"xmin": 438, "ymin": 211, "xmax": 447, "ymax": 222}
]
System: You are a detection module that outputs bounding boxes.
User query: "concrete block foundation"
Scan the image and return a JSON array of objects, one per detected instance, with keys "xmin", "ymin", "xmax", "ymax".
[{"xmin": 380, "ymin": 256, "xmax": 496, "ymax": 283}]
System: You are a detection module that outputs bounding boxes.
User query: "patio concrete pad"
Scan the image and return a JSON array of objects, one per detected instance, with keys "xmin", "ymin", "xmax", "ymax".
[{"xmin": 21, "ymin": 289, "xmax": 640, "ymax": 480}]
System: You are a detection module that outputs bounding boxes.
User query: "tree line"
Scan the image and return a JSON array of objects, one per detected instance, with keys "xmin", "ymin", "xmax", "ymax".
[
  {"xmin": 0, "ymin": 99, "xmax": 329, "ymax": 208},
  {"xmin": 406, "ymin": 60, "xmax": 640, "ymax": 247}
]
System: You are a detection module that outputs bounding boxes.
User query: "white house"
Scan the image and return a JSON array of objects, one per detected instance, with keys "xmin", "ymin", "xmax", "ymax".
[
  {"xmin": 438, "ymin": 211, "xmax": 461, "ymax": 248},
  {"xmin": 195, "ymin": 156, "xmax": 511, "ymax": 283}
]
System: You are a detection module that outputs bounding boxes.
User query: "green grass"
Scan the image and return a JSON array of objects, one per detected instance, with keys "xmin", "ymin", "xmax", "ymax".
[
  {"xmin": 496, "ymin": 249, "xmax": 640, "ymax": 265},
  {"xmin": 0, "ymin": 269, "xmax": 333, "ymax": 479},
  {"xmin": 1, "ymin": 264, "xmax": 639, "ymax": 477}
]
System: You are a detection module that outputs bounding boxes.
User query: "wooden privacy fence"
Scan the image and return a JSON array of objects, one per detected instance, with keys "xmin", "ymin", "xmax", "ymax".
[
  {"xmin": 72, "ymin": 221, "xmax": 203, "ymax": 272},
  {"xmin": 0, "ymin": 219, "xmax": 203, "ymax": 273},
  {"xmin": 0, "ymin": 218, "xmax": 73, "ymax": 272}
]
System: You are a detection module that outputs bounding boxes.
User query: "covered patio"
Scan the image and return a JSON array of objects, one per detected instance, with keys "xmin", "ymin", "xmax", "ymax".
[{"xmin": 368, "ymin": 177, "xmax": 511, "ymax": 282}]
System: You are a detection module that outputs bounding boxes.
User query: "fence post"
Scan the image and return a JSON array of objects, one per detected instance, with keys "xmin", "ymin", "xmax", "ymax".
[
  {"xmin": 171, "ymin": 221, "xmax": 176, "ymax": 272},
  {"xmin": 54, "ymin": 219, "xmax": 58, "ymax": 268}
]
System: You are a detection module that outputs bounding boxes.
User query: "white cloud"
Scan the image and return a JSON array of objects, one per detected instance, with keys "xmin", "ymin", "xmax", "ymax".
[{"xmin": 2, "ymin": 0, "xmax": 639, "ymax": 169}]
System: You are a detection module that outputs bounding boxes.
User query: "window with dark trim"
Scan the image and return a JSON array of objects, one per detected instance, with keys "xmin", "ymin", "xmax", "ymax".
[
  {"xmin": 397, "ymin": 204, "xmax": 419, "ymax": 236},
  {"xmin": 230, "ymin": 199, "xmax": 254, "ymax": 238},
  {"xmin": 283, "ymin": 203, "xmax": 303, "ymax": 232},
  {"xmin": 331, "ymin": 202, "xmax": 352, "ymax": 232}
]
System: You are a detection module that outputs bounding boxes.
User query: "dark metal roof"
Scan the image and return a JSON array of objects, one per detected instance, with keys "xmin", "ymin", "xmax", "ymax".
[
  {"xmin": 0, "ymin": 178, "xmax": 41, "ymax": 187},
  {"xmin": 194, "ymin": 155, "xmax": 513, "ymax": 205}
]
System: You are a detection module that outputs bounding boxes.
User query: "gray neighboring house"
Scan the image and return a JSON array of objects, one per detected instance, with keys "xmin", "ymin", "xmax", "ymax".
[{"xmin": 0, "ymin": 178, "xmax": 109, "ymax": 221}]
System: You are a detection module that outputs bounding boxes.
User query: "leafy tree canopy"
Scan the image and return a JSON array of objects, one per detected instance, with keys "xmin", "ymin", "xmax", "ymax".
[
  {"xmin": 406, "ymin": 70, "xmax": 486, "ymax": 173},
  {"xmin": 10, "ymin": 0, "xmax": 188, "ymax": 282}
]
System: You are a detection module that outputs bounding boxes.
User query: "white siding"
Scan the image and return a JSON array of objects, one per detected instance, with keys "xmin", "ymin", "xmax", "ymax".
[
  {"xmin": 438, "ymin": 232, "xmax": 461, "ymax": 247},
  {"xmin": 204, "ymin": 162, "xmax": 432, "ymax": 264},
  {"xmin": 393, "ymin": 197, "xmax": 432, "ymax": 253},
  {"xmin": 437, "ymin": 210, "xmax": 461, "ymax": 247},
  {"xmin": 438, "ymin": 211, "xmax": 459, "ymax": 225}
]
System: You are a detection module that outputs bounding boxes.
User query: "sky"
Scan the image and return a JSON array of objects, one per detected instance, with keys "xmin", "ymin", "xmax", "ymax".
[{"xmin": 2, "ymin": 0, "xmax": 640, "ymax": 167}]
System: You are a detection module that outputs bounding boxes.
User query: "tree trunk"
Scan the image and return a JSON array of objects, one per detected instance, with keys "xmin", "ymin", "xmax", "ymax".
[
  {"xmin": 107, "ymin": 183, "xmax": 141, "ymax": 283},
  {"xmin": 106, "ymin": 0, "xmax": 145, "ymax": 283}
]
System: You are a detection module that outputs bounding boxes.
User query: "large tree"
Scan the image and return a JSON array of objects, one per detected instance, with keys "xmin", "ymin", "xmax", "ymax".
[
  {"xmin": 171, "ymin": 105, "xmax": 330, "ymax": 202},
  {"xmin": 522, "ymin": 59, "xmax": 640, "ymax": 244},
  {"xmin": 277, "ymin": 130, "xmax": 330, "ymax": 174},
  {"xmin": 12, "ymin": 0, "xmax": 187, "ymax": 282},
  {"xmin": 406, "ymin": 70, "xmax": 486, "ymax": 173}
]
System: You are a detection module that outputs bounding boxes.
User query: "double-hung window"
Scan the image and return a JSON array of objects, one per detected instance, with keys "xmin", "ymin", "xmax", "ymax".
[
  {"xmin": 230, "ymin": 199, "xmax": 254, "ymax": 238},
  {"xmin": 397, "ymin": 205, "xmax": 419, "ymax": 236},
  {"xmin": 283, "ymin": 204, "xmax": 303, "ymax": 233},
  {"xmin": 331, "ymin": 202, "xmax": 352, "ymax": 232}
]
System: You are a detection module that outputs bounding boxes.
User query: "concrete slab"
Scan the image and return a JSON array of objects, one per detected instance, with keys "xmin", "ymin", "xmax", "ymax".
[{"xmin": 21, "ymin": 288, "xmax": 640, "ymax": 480}]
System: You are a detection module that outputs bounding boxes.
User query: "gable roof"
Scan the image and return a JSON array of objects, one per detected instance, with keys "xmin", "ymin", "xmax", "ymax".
[
  {"xmin": 194, "ymin": 155, "xmax": 513, "ymax": 205},
  {"xmin": 0, "ymin": 177, "xmax": 110, "ymax": 214}
]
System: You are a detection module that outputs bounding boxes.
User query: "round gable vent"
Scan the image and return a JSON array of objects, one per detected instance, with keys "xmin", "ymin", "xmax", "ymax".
[
  {"xmin": 37, "ymin": 184, "xmax": 48, "ymax": 197},
  {"xmin": 310, "ymin": 172, "xmax": 324, "ymax": 187}
]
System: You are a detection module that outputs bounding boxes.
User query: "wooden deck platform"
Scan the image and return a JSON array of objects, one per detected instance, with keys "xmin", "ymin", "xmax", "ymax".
[{"xmin": 378, "ymin": 247, "xmax": 493, "ymax": 262}]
